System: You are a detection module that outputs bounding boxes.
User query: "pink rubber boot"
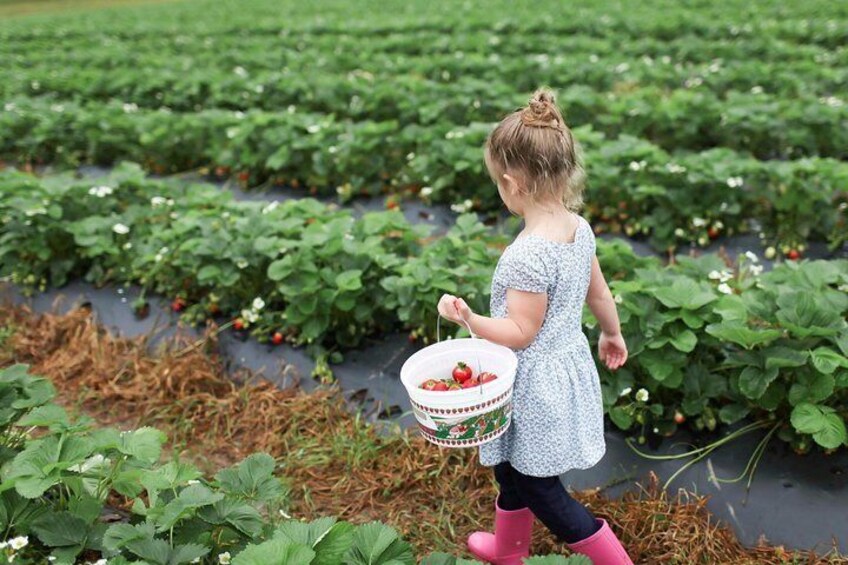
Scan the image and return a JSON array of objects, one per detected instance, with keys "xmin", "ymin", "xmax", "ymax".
[
  {"xmin": 467, "ymin": 499, "xmax": 534, "ymax": 565},
  {"xmin": 567, "ymin": 518, "xmax": 633, "ymax": 564}
]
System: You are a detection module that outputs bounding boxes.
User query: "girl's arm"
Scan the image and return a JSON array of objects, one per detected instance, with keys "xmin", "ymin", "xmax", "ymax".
[
  {"xmin": 585, "ymin": 256, "xmax": 627, "ymax": 370},
  {"xmin": 437, "ymin": 291, "xmax": 546, "ymax": 350}
]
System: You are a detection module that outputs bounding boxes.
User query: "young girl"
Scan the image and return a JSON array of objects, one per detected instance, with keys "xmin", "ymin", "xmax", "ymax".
[{"xmin": 437, "ymin": 90, "xmax": 633, "ymax": 565}]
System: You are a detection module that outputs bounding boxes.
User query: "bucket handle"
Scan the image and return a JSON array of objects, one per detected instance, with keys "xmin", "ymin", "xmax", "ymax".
[{"xmin": 436, "ymin": 313, "xmax": 485, "ymax": 395}]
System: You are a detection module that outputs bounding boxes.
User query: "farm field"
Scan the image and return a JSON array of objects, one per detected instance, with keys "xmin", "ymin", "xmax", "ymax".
[{"xmin": 0, "ymin": 0, "xmax": 847, "ymax": 563}]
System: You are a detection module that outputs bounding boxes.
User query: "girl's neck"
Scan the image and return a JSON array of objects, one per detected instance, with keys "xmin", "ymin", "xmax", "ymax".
[{"xmin": 521, "ymin": 203, "xmax": 572, "ymax": 232}]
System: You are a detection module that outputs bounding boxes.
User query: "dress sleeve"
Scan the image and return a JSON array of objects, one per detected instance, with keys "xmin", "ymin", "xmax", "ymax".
[{"xmin": 498, "ymin": 244, "xmax": 551, "ymax": 294}]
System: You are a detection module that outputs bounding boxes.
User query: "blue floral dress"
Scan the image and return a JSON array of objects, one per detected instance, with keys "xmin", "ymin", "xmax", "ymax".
[{"xmin": 478, "ymin": 215, "xmax": 606, "ymax": 477}]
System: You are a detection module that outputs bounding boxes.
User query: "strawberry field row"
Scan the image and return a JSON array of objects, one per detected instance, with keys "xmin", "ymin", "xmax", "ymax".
[
  {"xmin": 2, "ymin": 0, "xmax": 845, "ymax": 48},
  {"xmin": 2, "ymin": 99, "xmax": 845, "ymax": 252},
  {"xmin": 5, "ymin": 72, "xmax": 844, "ymax": 159},
  {"xmin": 5, "ymin": 36, "xmax": 844, "ymax": 100},
  {"xmin": 1, "ymin": 165, "xmax": 846, "ymax": 454}
]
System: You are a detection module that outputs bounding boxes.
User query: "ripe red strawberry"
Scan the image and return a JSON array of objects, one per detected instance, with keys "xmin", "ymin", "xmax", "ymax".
[
  {"xmin": 238, "ymin": 171, "xmax": 250, "ymax": 183},
  {"xmin": 432, "ymin": 381, "xmax": 449, "ymax": 391},
  {"xmin": 452, "ymin": 362, "xmax": 473, "ymax": 383},
  {"xmin": 171, "ymin": 298, "xmax": 185, "ymax": 312},
  {"xmin": 271, "ymin": 332, "xmax": 283, "ymax": 345},
  {"xmin": 787, "ymin": 249, "xmax": 800, "ymax": 260},
  {"xmin": 386, "ymin": 199, "xmax": 399, "ymax": 210},
  {"xmin": 208, "ymin": 303, "xmax": 220, "ymax": 315},
  {"xmin": 674, "ymin": 411, "xmax": 686, "ymax": 424},
  {"xmin": 461, "ymin": 377, "xmax": 480, "ymax": 389},
  {"xmin": 233, "ymin": 318, "xmax": 245, "ymax": 331},
  {"xmin": 708, "ymin": 227, "xmax": 720, "ymax": 239},
  {"xmin": 479, "ymin": 372, "xmax": 498, "ymax": 384},
  {"xmin": 421, "ymin": 379, "xmax": 439, "ymax": 391}
]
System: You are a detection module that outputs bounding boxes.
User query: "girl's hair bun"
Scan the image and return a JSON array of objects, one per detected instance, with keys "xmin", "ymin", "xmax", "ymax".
[{"xmin": 521, "ymin": 88, "xmax": 564, "ymax": 130}]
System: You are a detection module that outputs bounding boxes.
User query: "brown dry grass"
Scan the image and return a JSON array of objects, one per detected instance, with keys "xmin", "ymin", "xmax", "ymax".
[{"xmin": 0, "ymin": 302, "xmax": 844, "ymax": 564}]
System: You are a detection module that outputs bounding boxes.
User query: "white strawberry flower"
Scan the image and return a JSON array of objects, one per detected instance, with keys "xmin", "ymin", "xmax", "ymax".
[
  {"xmin": 9, "ymin": 536, "xmax": 28, "ymax": 550},
  {"xmin": 88, "ymin": 185, "xmax": 114, "ymax": 197},
  {"xmin": 252, "ymin": 297, "xmax": 265, "ymax": 311},
  {"xmin": 717, "ymin": 283, "xmax": 733, "ymax": 294},
  {"xmin": 151, "ymin": 196, "xmax": 167, "ymax": 207},
  {"xmin": 726, "ymin": 177, "xmax": 744, "ymax": 188},
  {"xmin": 619, "ymin": 387, "xmax": 632, "ymax": 397},
  {"xmin": 112, "ymin": 223, "xmax": 130, "ymax": 235},
  {"xmin": 420, "ymin": 187, "xmax": 433, "ymax": 198},
  {"xmin": 749, "ymin": 265, "xmax": 764, "ymax": 277},
  {"xmin": 692, "ymin": 217, "xmax": 707, "ymax": 227},
  {"xmin": 628, "ymin": 160, "xmax": 646, "ymax": 172},
  {"xmin": 635, "ymin": 389, "xmax": 649, "ymax": 402},
  {"xmin": 236, "ymin": 259, "xmax": 248, "ymax": 269},
  {"xmin": 708, "ymin": 270, "xmax": 722, "ymax": 280},
  {"xmin": 451, "ymin": 199, "xmax": 474, "ymax": 214},
  {"xmin": 241, "ymin": 309, "xmax": 258, "ymax": 323},
  {"xmin": 123, "ymin": 102, "xmax": 139, "ymax": 113},
  {"xmin": 614, "ymin": 294, "xmax": 623, "ymax": 304},
  {"xmin": 744, "ymin": 251, "xmax": 759, "ymax": 263},
  {"xmin": 92, "ymin": 559, "xmax": 108, "ymax": 565},
  {"xmin": 307, "ymin": 124, "xmax": 321, "ymax": 134},
  {"xmin": 233, "ymin": 66, "xmax": 248, "ymax": 77},
  {"xmin": 750, "ymin": 85, "xmax": 764, "ymax": 94},
  {"xmin": 674, "ymin": 228, "xmax": 686, "ymax": 238},
  {"xmin": 665, "ymin": 163, "xmax": 686, "ymax": 174},
  {"xmin": 218, "ymin": 552, "xmax": 232, "ymax": 564}
]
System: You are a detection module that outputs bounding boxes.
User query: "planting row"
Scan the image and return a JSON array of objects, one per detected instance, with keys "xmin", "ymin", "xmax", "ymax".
[
  {"xmin": 5, "ymin": 72, "xmax": 846, "ymax": 159},
  {"xmin": 5, "ymin": 39, "xmax": 845, "ymax": 104},
  {"xmin": 3, "ymin": 26, "xmax": 845, "ymax": 70},
  {"xmin": 2, "ymin": 0, "xmax": 845, "ymax": 49},
  {"xmin": 0, "ymin": 364, "xmax": 588, "ymax": 565},
  {"xmin": 2, "ymin": 100, "xmax": 845, "ymax": 252},
  {"xmin": 1, "ymin": 166, "xmax": 846, "ymax": 454}
]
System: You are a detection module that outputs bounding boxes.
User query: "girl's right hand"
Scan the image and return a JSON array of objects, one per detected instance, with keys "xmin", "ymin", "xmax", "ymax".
[
  {"xmin": 598, "ymin": 331, "xmax": 627, "ymax": 370},
  {"xmin": 438, "ymin": 293, "xmax": 467, "ymax": 324}
]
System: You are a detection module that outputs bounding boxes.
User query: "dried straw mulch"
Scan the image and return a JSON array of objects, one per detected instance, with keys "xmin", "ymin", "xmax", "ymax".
[{"xmin": 0, "ymin": 302, "xmax": 843, "ymax": 564}]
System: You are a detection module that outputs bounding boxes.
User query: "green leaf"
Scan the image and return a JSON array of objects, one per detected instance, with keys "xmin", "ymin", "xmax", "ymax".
[
  {"xmin": 215, "ymin": 453, "xmax": 283, "ymax": 503},
  {"xmin": 653, "ymin": 278, "xmax": 716, "ymax": 310},
  {"xmin": 712, "ymin": 294, "xmax": 747, "ymax": 322},
  {"xmin": 336, "ymin": 270, "xmax": 363, "ymax": 292},
  {"xmin": 197, "ymin": 265, "xmax": 222, "ymax": 282},
  {"xmin": 810, "ymin": 347, "xmax": 848, "ymax": 374},
  {"xmin": 763, "ymin": 347, "xmax": 808, "ymax": 370},
  {"xmin": 704, "ymin": 322, "xmax": 782, "ymax": 349},
  {"xmin": 738, "ymin": 365, "xmax": 779, "ymax": 400},
  {"xmin": 788, "ymin": 372, "xmax": 834, "ymax": 405},
  {"xmin": 523, "ymin": 556, "xmax": 594, "ymax": 565},
  {"xmin": 776, "ymin": 292, "xmax": 845, "ymax": 338},
  {"xmin": 669, "ymin": 328, "xmax": 697, "ymax": 353},
  {"xmin": 170, "ymin": 543, "xmax": 210, "ymax": 565},
  {"xmin": 791, "ymin": 403, "xmax": 834, "ymax": 434},
  {"xmin": 608, "ymin": 406, "xmax": 633, "ymax": 430},
  {"xmin": 119, "ymin": 427, "xmax": 166, "ymax": 464},
  {"xmin": 232, "ymin": 538, "xmax": 315, "ymax": 565},
  {"xmin": 813, "ymin": 413, "xmax": 848, "ymax": 449},
  {"xmin": 199, "ymin": 498, "xmax": 263, "ymax": 538},
  {"xmin": 346, "ymin": 521, "xmax": 414, "ymax": 565},
  {"xmin": 32, "ymin": 511, "xmax": 88, "ymax": 547},
  {"xmin": 719, "ymin": 403, "xmax": 750, "ymax": 424},
  {"xmin": 267, "ymin": 257, "xmax": 294, "ymax": 281},
  {"xmin": 17, "ymin": 404, "xmax": 70, "ymax": 428}
]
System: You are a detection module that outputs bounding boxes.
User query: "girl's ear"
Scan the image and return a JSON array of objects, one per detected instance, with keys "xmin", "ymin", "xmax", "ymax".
[{"xmin": 502, "ymin": 173, "xmax": 522, "ymax": 195}]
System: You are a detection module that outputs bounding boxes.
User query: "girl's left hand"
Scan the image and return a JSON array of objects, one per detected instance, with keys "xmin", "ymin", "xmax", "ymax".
[{"xmin": 438, "ymin": 294, "xmax": 472, "ymax": 325}]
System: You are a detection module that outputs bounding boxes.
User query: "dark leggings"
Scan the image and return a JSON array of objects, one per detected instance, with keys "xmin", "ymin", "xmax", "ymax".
[{"xmin": 494, "ymin": 461, "xmax": 599, "ymax": 544}]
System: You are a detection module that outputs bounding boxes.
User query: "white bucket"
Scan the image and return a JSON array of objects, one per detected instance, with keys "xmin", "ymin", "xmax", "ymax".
[{"xmin": 400, "ymin": 337, "xmax": 517, "ymax": 448}]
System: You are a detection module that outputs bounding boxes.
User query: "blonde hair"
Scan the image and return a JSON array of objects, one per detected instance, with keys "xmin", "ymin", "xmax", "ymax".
[{"xmin": 484, "ymin": 89, "xmax": 585, "ymax": 211}]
